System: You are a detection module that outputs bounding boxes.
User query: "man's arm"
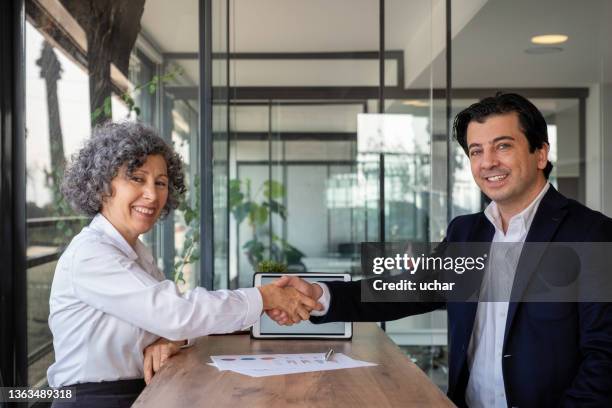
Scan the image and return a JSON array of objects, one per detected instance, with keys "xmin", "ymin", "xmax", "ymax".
[
  {"xmin": 310, "ymin": 236, "xmax": 457, "ymax": 323},
  {"xmin": 268, "ymin": 274, "xmax": 443, "ymax": 325},
  {"xmin": 559, "ymin": 218, "xmax": 612, "ymax": 406},
  {"xmin": 559, "ymin": 302, "xmax": 612, "ymax": 406},
  {"xmin": 269, "ymin": 220, "xmax": 463, "ymax": 325},
  {"xmin": 310, "ymin": 279, "xmax": 442, "ymax": 324}
]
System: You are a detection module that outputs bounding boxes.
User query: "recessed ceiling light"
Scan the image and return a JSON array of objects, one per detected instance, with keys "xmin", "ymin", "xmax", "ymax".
[
  {"xmin": 531, "ymin": 34, "xmax": 568, "ymax": 45},
  {"xmin": 524, "ymin": 46, "xmax": 563, "ymax": 54},
  {"xmin": 402, "ymin": 100, "xmax": 429, "ymax": 107}
]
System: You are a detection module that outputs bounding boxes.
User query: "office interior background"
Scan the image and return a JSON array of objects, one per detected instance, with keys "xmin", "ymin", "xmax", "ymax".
[{"xmin": 1, "ymin": 0, "xmax": 612, "ymax": 396}]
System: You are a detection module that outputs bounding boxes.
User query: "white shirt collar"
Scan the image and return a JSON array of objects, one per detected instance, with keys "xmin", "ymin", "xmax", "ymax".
[
  {"xmin": 484, "ymin": 182, "xmax": 551, "ymax": 234},
  {"xmin": 89, "ymin": 213, "xmax": 153, "ymax": 263}
]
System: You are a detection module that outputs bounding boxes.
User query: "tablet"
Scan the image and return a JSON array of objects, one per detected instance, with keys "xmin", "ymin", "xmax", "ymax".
[{"xmin": 252, "ymin": 273, "xmax": 352, "ymax": 339}]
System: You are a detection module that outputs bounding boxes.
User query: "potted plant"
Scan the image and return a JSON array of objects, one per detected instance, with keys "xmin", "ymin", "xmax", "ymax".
[{"xmin": 230, "ymin": 178, "xmax": 305, "ymax": 271}]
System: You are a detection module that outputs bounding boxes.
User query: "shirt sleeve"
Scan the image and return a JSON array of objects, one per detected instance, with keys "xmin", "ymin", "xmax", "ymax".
[
  {"xmin": 69, "ymin": 240, "xmax": 263, "ymax": 341},
  {"xmin": 309, "ymin": 282, "xmax": 331, "ymax": 316},
  {"xmin": 182, "ymin": 338, "xmax": 197, "ymax": 348}
]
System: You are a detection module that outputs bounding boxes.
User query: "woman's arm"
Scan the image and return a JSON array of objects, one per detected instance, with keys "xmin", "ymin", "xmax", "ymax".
[{"xmin": 69, "ymin": 239, "xmax": 318, "ymax": 340}]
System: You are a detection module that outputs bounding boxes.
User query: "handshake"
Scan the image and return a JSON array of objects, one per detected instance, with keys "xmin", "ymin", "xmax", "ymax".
[{"xmin": 258, "ymin": 276, "xmax": 324, "ymax": 325}]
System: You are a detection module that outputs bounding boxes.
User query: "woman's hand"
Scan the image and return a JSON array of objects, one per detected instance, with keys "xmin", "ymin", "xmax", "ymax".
[
  {"xmin": 266, "ymin": 275, "xmax": 323, "ymax": 325},
  {"xmin": 143, "ymin": 337, "xmax": 185, "ymax": 384},
  {"xmin": 258, "ymin": 283, "xmax": 323, "ymax": 324}
]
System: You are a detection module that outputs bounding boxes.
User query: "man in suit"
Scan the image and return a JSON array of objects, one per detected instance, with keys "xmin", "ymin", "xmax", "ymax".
[{"xmin": 269, "ymin": 93, "xmax": 612, "ymax": 407}]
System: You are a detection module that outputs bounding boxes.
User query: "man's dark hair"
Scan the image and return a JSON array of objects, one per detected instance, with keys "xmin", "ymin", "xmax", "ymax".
[{"xmin": 453, "ymin": 92, "xmax": 553, "ymax": 179}]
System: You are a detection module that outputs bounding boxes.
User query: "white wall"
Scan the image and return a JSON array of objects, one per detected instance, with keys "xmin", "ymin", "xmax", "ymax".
[
  {"xmin": 554, "ymin": 104, "xmax": 580, "ymax": 178},
  {"xmin": 586, "ymin": 85, "xmax": 603, "ymax": 211},
  {"xmin": 286, "ymin": 166, "xmax": 328, "ymax": 257}
]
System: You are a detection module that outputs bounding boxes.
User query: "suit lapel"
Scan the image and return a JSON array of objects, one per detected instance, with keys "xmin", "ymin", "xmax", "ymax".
[
  {"xmin": 503, "ymin": 187, "xmax": 568, "ymax": 346},
  {"xmin": 469, "ymin": 213, "xmax": 496, "ymax": 243}
]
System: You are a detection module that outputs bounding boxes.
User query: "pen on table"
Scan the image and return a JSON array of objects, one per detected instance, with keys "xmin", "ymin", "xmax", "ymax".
[{"xmin": 324, "ymin": 348, "xmax": 335, "ymax": 362}]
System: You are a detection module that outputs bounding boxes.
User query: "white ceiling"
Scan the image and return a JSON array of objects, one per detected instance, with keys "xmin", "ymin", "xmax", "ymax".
[
  {"xmin": 412, "ymin": 0, "xmax": 611, "ymax": 88},
  {"xmin": 140, "ymin": 0, "xmax": 611, "ymax": 89},
  {"xmin": 139, "ymin": 0, "xmax": 434, "ymax": 86},
  {"xmin": 140, "ymin": 0, "xmax": 198, "ymax": 53}
]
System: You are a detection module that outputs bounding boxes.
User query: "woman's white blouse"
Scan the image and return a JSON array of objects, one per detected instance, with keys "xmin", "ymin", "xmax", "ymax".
[{"xmin": 47, "ymin": 214, "xmax": 263, "ymax": 388}]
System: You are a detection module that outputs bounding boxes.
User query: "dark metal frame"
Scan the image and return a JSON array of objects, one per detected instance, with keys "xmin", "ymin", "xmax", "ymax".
[
  {"xmin": 219, "ymin": 131, "xmax": 357, "ymax": 141},
  {"xmin": 378, "ymin": 0, "xmax": 386, "ymax": 244},
  {"xmin": 167, "ymin": 86, "xmax": 589, "ymax": 102},
  {"xmin": 267, "ymin": 100, "xmax": 273, "ymax": 257},
  {"xmin": 224, "ymin": 0, "xmax": 231, "ymax": 290},
  {"xmin": 378, "ymin": 0, "xmax": 386, "ymax": 332},
  {"xmin": 200, "ymin": 0, "xmax": 214, "ymax": 289},
  {"xmin": 446, "ymin": 0, "xmax": 453, "ymax": 222},
  {"xmin": 1, "ymin": 0, "xmax": 27, "ymax": 391},
  {"xmin": 164, "ymin": 50, "xmax": 405, "ymax": 89}
]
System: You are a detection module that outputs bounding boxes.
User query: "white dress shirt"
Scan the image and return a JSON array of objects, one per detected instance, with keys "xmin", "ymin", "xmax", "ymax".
[
  {"xmin": 465, "ymin": 182, "xmax": 550, "ymax": 408},
  {"xmin": 313, "ymin": 183, "xmax": 551, "ymax": 407},
  {"xmin": 47, "ymin": 214, "xmax": 263, "ymax": 388}
]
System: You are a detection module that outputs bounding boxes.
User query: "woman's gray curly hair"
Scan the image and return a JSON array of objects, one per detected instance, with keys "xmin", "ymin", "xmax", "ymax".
[{"xmin": 61, "ymin": 121, "xmax": 186, "ymax": 218}]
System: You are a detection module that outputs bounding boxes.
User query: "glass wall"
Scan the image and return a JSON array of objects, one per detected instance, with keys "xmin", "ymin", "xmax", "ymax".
[
  {"xmin": 211, "ymin": 0, "xmax": 612, "ymax": 391},
  {"xmin": 24, "ymin": 0, "xmax": 200, "ymax": 386},
  {"xmin": 222, "ymin": 0, "xmax": 383, "ymax": 289},
  {"xmin": 381, "ymin": 0, "xmax": 448, "ymax": 387},
  {"xmin": 213, "ymin": 0, "xmax": 448, "ymax": 389}
]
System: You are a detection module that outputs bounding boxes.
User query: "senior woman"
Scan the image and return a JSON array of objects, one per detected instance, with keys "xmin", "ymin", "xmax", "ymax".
[{"xmin": 48, "ymin": 121, "xmax": 319, "ymax": 407}]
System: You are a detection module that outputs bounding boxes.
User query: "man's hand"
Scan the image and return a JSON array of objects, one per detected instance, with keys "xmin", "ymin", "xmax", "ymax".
[
  {"xmin": 258, "ymin": 280, "xmax": 323, "ymax": 324},
  {"xmin": 143, "ymin": 337, "xmax": 185, "ymax": 384},
  {"xmin": 266, "ymin": 276, "xmax": 323, "ymax": 325}
]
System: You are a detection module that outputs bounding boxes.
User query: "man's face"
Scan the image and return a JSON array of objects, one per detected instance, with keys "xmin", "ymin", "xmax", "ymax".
[{"xmin": 466, "ymin": 112, "xmax": 549, "ymax": 207}]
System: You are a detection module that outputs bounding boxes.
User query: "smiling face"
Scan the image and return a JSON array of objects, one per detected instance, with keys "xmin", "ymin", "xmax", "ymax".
[
  {"xmin": 101, "ymin": 154, "xmax": 169, "ymax": 246},
  {"xmin": 466, "ymin": 112, "xmax": 549, "ymax": 216}
]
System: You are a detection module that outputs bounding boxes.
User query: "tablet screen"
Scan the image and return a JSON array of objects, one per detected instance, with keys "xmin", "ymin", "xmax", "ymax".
[{"xmin": 258, "ymin": 275, "xmax": 347, "ymax": 335}]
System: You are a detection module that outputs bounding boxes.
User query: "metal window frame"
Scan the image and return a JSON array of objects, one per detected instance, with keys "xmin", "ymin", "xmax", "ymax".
[
  {"xmin": 0, "ymin": 0, "xmax": 27, "ymax": 390},
  {"xmin": 200, "ymin": 0, "xmax": 214, "ymax": 289}
]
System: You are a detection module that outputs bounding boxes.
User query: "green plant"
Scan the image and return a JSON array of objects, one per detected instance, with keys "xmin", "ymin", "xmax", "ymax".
[
  {"xmin": 43, "ymin": 167, "xmax": 89, "ymax": 246},
  {"xmin": 90, "ymin": 67, "xmax": 183, "ymax": 124},
  {"xmin": 256, "ymin": 260, "xmax": 288, "ymax": 273},
  {"xmin": 230, "ymin": 178, "xmax": 305, "ymax": 269},
  {"xmin": 174, "ymin": 175, "xmax": 200, "ymax": 285}
]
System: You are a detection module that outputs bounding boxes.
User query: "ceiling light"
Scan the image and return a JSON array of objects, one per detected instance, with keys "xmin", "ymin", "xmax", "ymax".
[{"xmin": 531, "ymin": 34, "xmax": 568, "ymax": 45}]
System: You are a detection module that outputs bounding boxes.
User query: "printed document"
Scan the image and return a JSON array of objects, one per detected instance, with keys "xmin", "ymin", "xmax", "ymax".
[{"xmin": 209, "ymin": 353, "xmax": 376, "ymax": 377}]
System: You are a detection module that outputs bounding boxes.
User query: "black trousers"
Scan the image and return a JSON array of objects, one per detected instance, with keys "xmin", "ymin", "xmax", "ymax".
[{"xmin": 51, "ymin": 378, "xmax": 145, "ymax": 408}]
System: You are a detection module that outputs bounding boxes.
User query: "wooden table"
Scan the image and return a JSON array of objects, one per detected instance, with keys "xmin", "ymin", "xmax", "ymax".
[{"xmin": 133, "ymin": 323, "xmax": 454, "ymax": 407}]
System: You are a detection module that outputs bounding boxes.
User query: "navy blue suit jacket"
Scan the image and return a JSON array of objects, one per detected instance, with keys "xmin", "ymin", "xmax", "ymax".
[{"xmin": 312, "ymin": 186, "xmax": 612, "ymax": 407}]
